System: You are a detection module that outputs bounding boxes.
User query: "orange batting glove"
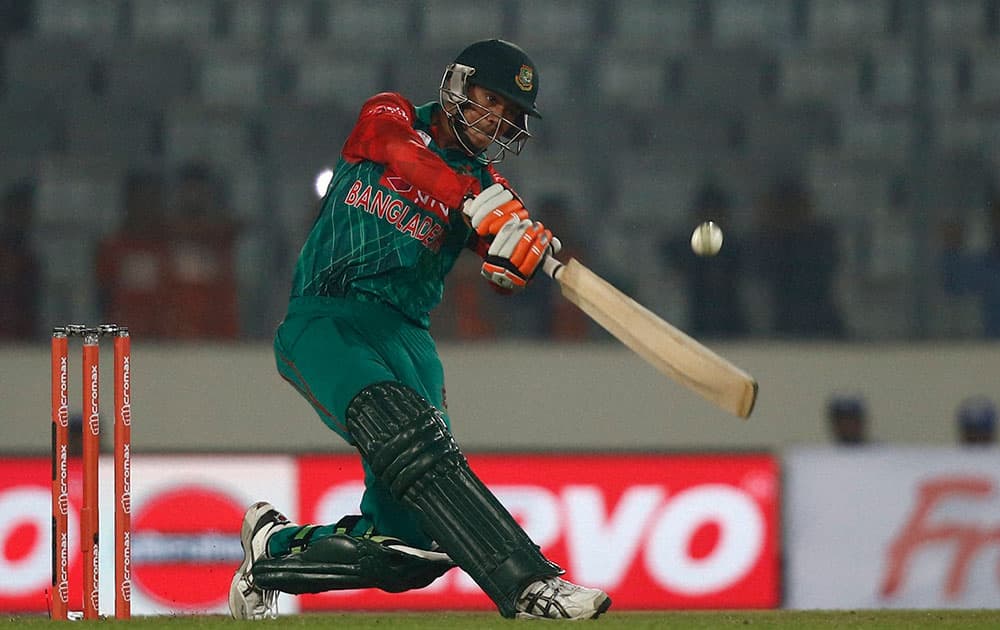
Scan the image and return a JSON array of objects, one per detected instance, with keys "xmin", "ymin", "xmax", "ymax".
[
  {"xmin": 462, "ymin": 183, "xmax": 528, "ymax": 237},
  {"xmin": 481, "ymin": 218, "xmax": 562, "ymax": 292}
]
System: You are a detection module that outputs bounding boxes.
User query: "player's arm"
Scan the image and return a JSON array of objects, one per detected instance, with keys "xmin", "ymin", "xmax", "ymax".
[{"xmin": 342, "ymin": 92, "xmax": 480, "ymax": 209}]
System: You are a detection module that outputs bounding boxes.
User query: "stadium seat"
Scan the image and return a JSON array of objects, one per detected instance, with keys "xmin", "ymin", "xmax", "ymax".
[
  {"xmin": 419, "ymin": 1, "xmax": 507, "ymax": 53},
  {"xmin": 922, "ymin": 153, "xmax": 994, "ymax": 214},
  {"xmin": 163, "ymin": 103, "xmax": 259, "ymax": 170},
  {"xmin": 510, "ymin": 0, "xmax": 600, "ymax": 54},
  {"xmin": 929, "ymin": 0, "xmax": 989, "ymax": 47},
  {"xmin": 268, "ymin": 0, "xmax": 322, "ymax": 46},
  {"xmin": 64, "ymin": 103, "xmax": 162, "ymax": 168},
  {"xmin": 0, "ymin": 159, "xmax": 37, "ymax": 198},
  {"xmin": 34, "ymin": 0, "xmax": 120, "ymax": 38},
  {"xmin": 33, "ymin": 156, "xmax": 123, "ymax": 235},
  {"xmin": 866, "ymin": 43, "xmax": 915, "ymax": 110},
  {"xmin": 526, "ymin": 103, "xmax": 596, "ymax": 156},
  {"xmin": 622, "ymin": 105, "xmax": 743, "ymax": 157},
  {"xmin": 266, "ymin": 104, "xmax": 352, "ymax": 172},
  {"xmin": 861, "ymin": 44, "xmax": 973, "ymax": 112},
  {"xmin": 805, "ymin": 0, "xmax": 892, "ymax": 49},
  {"xmin": 290, "ymin": 49, "xmax": 388, "ymax": 108},
  {"xmin": 970, "ymin": 43, "xmax": 1000, "ymax": 108},
  {"xmin": 777, "ymin": 49, "xmax": 864, "ymax": 109},
  {"xmin": 129, "ymin": 0, "xmax": 214, "ymax": 41},
  {"xmin": 103, "ymin": 42, "xmax": 196, "ymax": 110},
  {"xmin": 3, "ymin": 37, "xmax": 100, "ymax": 106},
  {"xmin": 216, "ymin": 0, "xmax": 266, "ymax": 45},
  {"xmin": 592, "ymin": 51, "xmax": 670, "ymax": 111},
  {"xmin": 711, "ymin": 0, "xmax": 796, "ymax": 48},
  {"xmin": 836, "ymin": 109, "xmax": 911, "ymax": 159},
  {"xmin": 610, "ymin": 155, "xmax": 708, "ymax": 229},
  {"xmin": 198, "ymin": 45, "xmax": 266, "ymax": 107},
  {"xmin": 806, "ymin": 150, "xmax": 901, "ymax": 222},
  {"xmin": 675, "ymin": 47, "xmax": 778, "ymax": 108},
  {"xmin": 938, "ymin": 112, "xmax": 1000, "ymax": 155},
  {"xmin": 326, "ymin": 0, "xmax": 412, "ymax": 52},
  {"xmin": 605, "ymin": 0, "xmax": 698, "ymax": 55},
  {"xmin": 0, "ymin": 103, "xmax": 63, "ymax": 160},
  {"xmin": 933, "ymin": 48, "xmax": 972, "ymax": 111},
  {"xmin": 744, "ymin": 103, "xmax": 839, "ymax": 170},
  {"xmin": 612, "ymin": 152, "xmax": 765, "ymax": 233}
]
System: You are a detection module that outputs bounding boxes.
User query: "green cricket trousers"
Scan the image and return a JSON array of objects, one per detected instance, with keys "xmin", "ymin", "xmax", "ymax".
[{"xmin": 273, "ymin": 295, "xmax": 449, "ymax": 551}]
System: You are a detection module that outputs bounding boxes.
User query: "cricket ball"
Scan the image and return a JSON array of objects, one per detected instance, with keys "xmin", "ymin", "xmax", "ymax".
[{"xmin": 690, "ymin": 221, "xmax": 724, "ymax": 257}]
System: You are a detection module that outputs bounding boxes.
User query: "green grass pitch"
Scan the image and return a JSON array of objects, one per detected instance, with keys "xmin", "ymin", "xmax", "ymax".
[{"xmin": 4, "ymin": 611, "xmax": 1000, "ymax": 629}]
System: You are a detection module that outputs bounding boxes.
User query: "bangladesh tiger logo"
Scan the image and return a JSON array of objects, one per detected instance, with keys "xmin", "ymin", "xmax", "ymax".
[{"xmin": 515, "ymin": 64, "xmax": 534, "ymax": 92}]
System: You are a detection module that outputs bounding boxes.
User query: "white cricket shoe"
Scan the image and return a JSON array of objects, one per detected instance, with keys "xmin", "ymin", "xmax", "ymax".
[
  {"xmin": 229, "ymin": 501, "xmax": 296, "ymax": 620},
  {"xmin": 515, "ymin": 576, "xmax": 612, "ymax": 620}
]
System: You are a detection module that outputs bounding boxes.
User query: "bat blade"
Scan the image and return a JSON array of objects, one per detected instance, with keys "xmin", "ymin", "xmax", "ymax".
[{"xmin": 545, "ymin": 257, "xmax": 758, "ymax": 418}]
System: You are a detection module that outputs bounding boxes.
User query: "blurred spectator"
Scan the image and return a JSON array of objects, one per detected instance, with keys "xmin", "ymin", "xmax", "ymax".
[
  {"xmin": 826, "ymin": 392, "xmax": 868, "ymax": 446},
  {"xmin": 97, "ymin": 170, "xmax": 170, "ymax": 337},
  {"xmin": 0, "ymin": 180, "xmax": 40, "ymax": 339},
  {"xmin": 660, "ymin": 180, "xmax": 749, "ymax": 338},
  {"xmin": 956, "ymin": 395, "xmax": 996, "ymax": 446},
  {"xmin": 940, "ymin": 196, "xmax": 1000, "ymax": 338},
  {"xmin": 753, "ymin": 176, "xmax": 845, "ymax": 339},
  {"xmin": 162, "ymin": 162, "xmax": 242, "ymax": 339},
  {"xmin": 433, "ymin": 254, "xmax": 499, "ymax": 340},
  {"xmin": 99, "ymin": 164, "xmax": 242, "ymax": 339},
  {"xmin": 507, "ymin": 195, "xmax": 592, "ymax": 339}
]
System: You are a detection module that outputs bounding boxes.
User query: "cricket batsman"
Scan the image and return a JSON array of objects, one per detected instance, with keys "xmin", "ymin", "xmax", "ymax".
[{"xmin": 229, "ymin": 39, "xmax": 612, "ymax": 620}]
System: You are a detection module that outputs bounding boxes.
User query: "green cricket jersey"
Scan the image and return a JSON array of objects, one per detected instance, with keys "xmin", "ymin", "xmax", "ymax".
[{"xmin": 289, "ymin": 96, "xmax": 498, "ymax": 328}]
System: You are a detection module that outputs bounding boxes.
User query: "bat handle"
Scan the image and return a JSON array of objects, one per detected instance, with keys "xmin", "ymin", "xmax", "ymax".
[{"xmin": 541, "ymin": 254, "xmax": 564, "ymax": 280}]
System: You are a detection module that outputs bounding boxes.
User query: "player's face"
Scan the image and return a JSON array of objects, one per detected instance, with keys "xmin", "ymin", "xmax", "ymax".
[{"xmin": 459, "ymin": 85, "xmax": 525, "ymax": 151}]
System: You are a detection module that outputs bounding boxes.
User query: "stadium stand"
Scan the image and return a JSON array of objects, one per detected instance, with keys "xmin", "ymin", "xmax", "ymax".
[{"xmin": 2, "ymin": 0, "xmax": 997, "ymax": 339}]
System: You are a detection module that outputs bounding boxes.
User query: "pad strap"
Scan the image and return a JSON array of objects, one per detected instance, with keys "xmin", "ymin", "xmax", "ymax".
[
  {"xmin": 346, "ymin": 381, "xmax": 562, "ymax": 617},
  {"xmin": 288, "ymin": 525, "xmax": 320, "ymax": 555}
]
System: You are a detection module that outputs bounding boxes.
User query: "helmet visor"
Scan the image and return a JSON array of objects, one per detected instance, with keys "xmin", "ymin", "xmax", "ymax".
[{"xmin": 440, "ymin": 63, "xmax": 532, "ymax": 164}]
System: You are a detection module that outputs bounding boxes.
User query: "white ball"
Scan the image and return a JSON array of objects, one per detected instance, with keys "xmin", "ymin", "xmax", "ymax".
[{"xmin": 690, "ymin": 221, "xmax": 724, "ymax": 256}]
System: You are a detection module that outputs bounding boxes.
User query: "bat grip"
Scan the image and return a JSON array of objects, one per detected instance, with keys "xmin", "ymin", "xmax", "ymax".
[{"xmin": 541, "ymin": 254, "xmax": 564, "ymax": 280}]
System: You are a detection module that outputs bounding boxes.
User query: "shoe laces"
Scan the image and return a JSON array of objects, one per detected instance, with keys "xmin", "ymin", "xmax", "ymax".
[
  {"xmin": 243, "ymin": 566, "xmax": 279, "ymax": 619},
  {"xmin": 258, "ymin": 587, "xmax": 278, "ymax": 619},
  {"xmin": 520, "ymin": 578, "xmax": 574, "ymax": 618}
]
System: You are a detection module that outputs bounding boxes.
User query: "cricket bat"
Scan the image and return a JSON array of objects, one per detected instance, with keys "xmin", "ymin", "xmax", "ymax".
[{"xmin": 542, "ymin": 256, "xmax": 758, "ymax": 419}]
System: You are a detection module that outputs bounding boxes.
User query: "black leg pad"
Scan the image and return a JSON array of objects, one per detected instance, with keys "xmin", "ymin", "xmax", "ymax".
[
  {"xmin": 252, "ymin": 534, "xmax": 453, "ymax": 594},
  {"xmin": 345, "ymin": 381, "xmax": 562, "ymax": 618}
]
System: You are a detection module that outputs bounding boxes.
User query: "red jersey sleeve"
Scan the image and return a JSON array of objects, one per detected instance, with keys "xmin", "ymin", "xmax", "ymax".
[
  {"xmin": 486, "ymin": 163, "xmax": 525, "ymax": 203},
  {"xmin": 341, "ymin": 92, "xmax": 480, "ymax": 209},
  {"xmin": 485, "ymin": 164, "xmax": 511, "ymax": 189}
]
